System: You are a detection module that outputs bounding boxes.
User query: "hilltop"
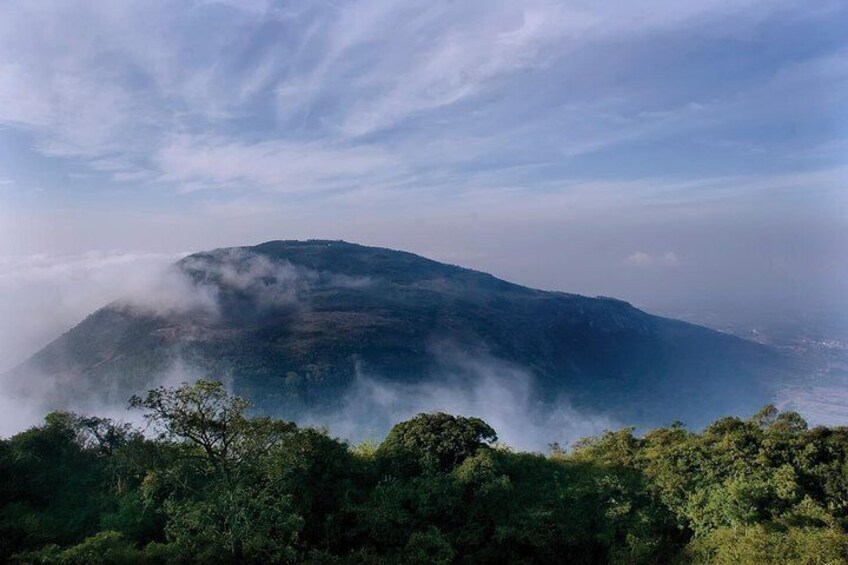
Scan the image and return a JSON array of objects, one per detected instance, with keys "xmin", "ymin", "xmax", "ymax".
[{"xmin": 7, "ymin": 240, "xmax": 786, "ymax": 428}]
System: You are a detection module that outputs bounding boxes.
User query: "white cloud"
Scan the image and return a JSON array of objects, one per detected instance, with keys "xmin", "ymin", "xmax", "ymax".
[
  {"xmin": 663, "ymin": 251, "xmax": 680, "ymax": 265},
  {"xmin": 626, "ymin": 251, "xmax": 654, "ymax": 267},
  {"xmin": 626, "ymin": 251, "xmax": 681, "ymax": 268},
  {"xmin": 0, "ymin": 246, "xmax": 380, "ymax": 373},
  {"xmin": 330, "ymin": 3, "xmax": 590, "ymax": 137},
  {"xmin": 179, "ymin": 248, "xmax": 374, "ymax": 308},
  {"xmin": 0, "ymin": 251, "xmax": 186, "ymax": 372},
  {"xmin": 155, "ymin": 134, "xmax": 407, "ymax": 193}
]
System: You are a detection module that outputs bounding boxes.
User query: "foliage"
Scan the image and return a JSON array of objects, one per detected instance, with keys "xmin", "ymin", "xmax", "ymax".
[
  {"xmin": 685, "ymin": 524, "xmax": 848, "ymax": 564},
  {"xmin": 1, "ymin": 385, "xmax": 847, "ymax": 564},
  {"xmin": 376, "ymin": 412, "xmax": 497, "ymax": 475}
]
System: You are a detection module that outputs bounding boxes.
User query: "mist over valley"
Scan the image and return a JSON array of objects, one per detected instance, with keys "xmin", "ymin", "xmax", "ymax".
[{"xmin": 1, "ymin": 239, "xmax": 809, "ymax": 450}]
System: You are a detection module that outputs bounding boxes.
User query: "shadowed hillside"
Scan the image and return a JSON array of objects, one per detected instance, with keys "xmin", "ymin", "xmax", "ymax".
[{"xmin": 7, "ymin": 240, "xmax": 787, "ymax": 428}]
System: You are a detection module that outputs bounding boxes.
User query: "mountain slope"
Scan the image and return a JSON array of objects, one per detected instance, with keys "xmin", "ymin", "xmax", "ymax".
[{"xmin": 7, "ymin": 240, "xmax": 787, "ymax": 428}]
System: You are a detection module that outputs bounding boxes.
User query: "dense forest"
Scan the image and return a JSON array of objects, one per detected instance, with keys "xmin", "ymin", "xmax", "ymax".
[{"xmin": 1, "ymin": 381, "xmax": 846, "ymax": 564}]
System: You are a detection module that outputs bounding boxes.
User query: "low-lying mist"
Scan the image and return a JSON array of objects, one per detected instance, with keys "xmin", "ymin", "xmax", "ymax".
[
  {"xmin": 0, "ymin": 251, "xmax": 182, "ymax": 435},
  {"xmin": 2, "ymin": 348, "xmax": 618, "ymax": 453},
  {"xmin": 0, "ymin": 248, "xmax": 360, "ymax": 433},
  {"xmin": 0, "ymin": 359, "xmax": 206, "ymax": 437},
  {"xmin": 0, "ymin": 251, "xmax": 187, "ymax": 373},
  {"xmin": 298, "ymin": 353, "xmax": 618, "ymax": 452},
  {"xmin": 0, "ymin": 248, "xmax": 370, "ymax": 378}
]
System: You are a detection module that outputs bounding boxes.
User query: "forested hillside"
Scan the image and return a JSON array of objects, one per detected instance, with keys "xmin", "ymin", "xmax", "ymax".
[
  {"xmin": 9, "ymin": 240, "xmax": 785, "ymax": 430},
  {"xmin": 1, "ymin": 381, "xmax": 846, "ymax": 564}
]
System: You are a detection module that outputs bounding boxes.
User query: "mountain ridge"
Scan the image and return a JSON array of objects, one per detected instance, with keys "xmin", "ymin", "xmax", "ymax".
[{"xmin": 6, "ymin": 239, "xmax": 787, "ymax": 429}]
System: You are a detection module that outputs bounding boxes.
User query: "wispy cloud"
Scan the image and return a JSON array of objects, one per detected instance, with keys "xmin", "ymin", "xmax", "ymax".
[
  {"xmin": 155, "ymin": 134, "xmax": 407, "ymax": 193},
  {"xmin": 0, "ymin": 0, "xmax": 843, "ymax": 198}
]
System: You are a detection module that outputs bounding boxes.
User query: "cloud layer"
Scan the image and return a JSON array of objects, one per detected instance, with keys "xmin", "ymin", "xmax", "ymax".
[{"xmin": 0, "ymin": 0, "xmax": 844, "ymax": 197}]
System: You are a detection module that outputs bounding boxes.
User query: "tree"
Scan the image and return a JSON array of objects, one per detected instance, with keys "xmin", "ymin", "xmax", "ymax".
[
  {"xmin": 130, "ymin": 380, "xmax": 303, "ymax": 563},
  {"xmin": 0, "ymin": 412, "xmax": 116, "ymax": 560},
  {"xmin": 377, "ymin": 412, "xmax": 497, "ymax": 475},
  {"xmin": 130, "ymin": 380, "xmax": 296, "ymax": 483},
  {"xmin": 4, "ymin": 394, "xmax": 847, "ymax": 564}
]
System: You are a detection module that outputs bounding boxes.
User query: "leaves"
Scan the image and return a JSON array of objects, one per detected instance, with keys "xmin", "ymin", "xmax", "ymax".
[{"xmin": 2, "ymin": 390, "xmax": 847, "ymax": 564}]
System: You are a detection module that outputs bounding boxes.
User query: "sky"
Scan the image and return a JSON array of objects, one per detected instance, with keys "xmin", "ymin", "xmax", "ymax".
[{"xmin": 0, "ymin": 0, "xmax": 847, "ymax": 371}]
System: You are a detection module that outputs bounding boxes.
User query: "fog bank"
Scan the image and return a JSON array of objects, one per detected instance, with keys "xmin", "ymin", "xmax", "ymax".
[{"xmin": 300, "ymin": 355, "xmax": 618, "ymax": 453}]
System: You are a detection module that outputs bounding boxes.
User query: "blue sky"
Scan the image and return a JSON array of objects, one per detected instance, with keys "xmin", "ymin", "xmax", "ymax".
[
  {"xmin": 1, "ymin": 0, "xmax": 845, "ymax": 206},
  {"xmin": 0, "ymin": 0, "xmax": 846, "ymax": 365}
]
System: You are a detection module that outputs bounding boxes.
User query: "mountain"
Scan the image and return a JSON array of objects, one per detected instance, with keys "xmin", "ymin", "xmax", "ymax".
[{"xmin": 6, "ymin": 240, "xmax": 788, "ymax": 428}]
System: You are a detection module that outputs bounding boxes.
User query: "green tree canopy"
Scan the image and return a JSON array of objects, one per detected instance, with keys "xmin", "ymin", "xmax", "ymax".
[
  {"xmin": 2, "ymin": 384, "xmax": 846, "ymax": 565},
  {"xmin": 377, "ymin": 412, "xmax": 497, "ymax": 475}
]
